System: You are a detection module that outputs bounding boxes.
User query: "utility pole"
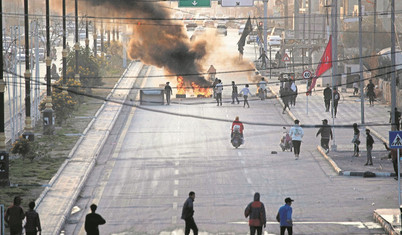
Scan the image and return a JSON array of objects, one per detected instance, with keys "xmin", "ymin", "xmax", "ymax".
[
  {"xmin": 74, "ymin": 0, "xmax": 80, "ymax": 81},
  {"xmin": 284, "ymin": 0, "xmax": 288, "ymax": 30},
  {"xmin": 391, "ymin": 0, "xmax": 396, "ymax": 131},
  {"xmin": 372, "ymin": 0, "xmax": 376, "ymax": 53},
  {"xmin": 0, "ymin": 0, "xmax": 10, "ymax": 187},
  {"xmin": 358, "ymin": 0, "xmax": 365, "ymax": 127},
  {"xmin": 62, "ymin": 0, "xmax": 67, "ymax": 87},
  {"xmin": 308, "ymin": 0, "xmax": 312, "ymax": 68},
  {"xmin": 43, "ymin": 0, "xmax": 54, "ymax": 135},
  {"xmin": 263, "ymin": 0, "xmax": 268, "ymax": 53},
  {"xmin": 23, "ymin": 0, "xmax": 34, "ymax": 140},
  {"xmin": 331, "ymin": 0, "xmax": 338, "ymax": 151},
  {"xmin": 85, "ymin": 17, "xmax": 89, "ymax": 49},
  {"xmin": 94, "ymin": 22, "xmax": 97, "ymax": 57}
]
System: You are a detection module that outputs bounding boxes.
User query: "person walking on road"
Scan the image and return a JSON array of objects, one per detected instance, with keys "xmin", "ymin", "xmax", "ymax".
[
  {"xmin": 215, "ymin": 79, "xmax": 223, "ymax": 106},
  {"xmin": 290, "ymin": 82, "xmax": 297, "ymax": 107},
  {"xmin": 281, "ymin": 87, "xmax": 291, "ymax": 114},
  {"xmin": 212, "ymin": 78, "xmax": 219, "ymax": 98},
  {"xmin": 275, "ymin": 51, "xmax": 282, "ymax": 68},
  {"xmin": 85, "ymin": 204, "xmax": 106, "ymax": 235},
  {"xmin": 332, "ymin": 87, "xmax": 340, "ymax": 118},
  {"xmin": 365, "ymin": 129, "xmax": 374, "ymax": 166},
  {"xmin": 366, "ymin": 80, "xmax": 375, "ymax": 106},
  {"xmin": 231, "ymin": 81, "xmax": 240, "ymax": 104},
  {"xmin": 258, "ymin": 77, "xmax": 267, "ymax": 100},
  {"xmin": 244, "ymin": 192, "xmax": 267, "ymax": 235},
  {"xmin": 5, "ymin": 196, "xmax": 25, "ymax": 235},
  {"xmin": 181, "ymin": 191, "xmax": 198, "ymax": 235},
  {"xmin": 164, "ymin": 82, "xmax": 173, "ymax": 105},
  {"xmin": 352, "ymin": 123, "xmax": 361, "ymax": 157},
  {"xmin": 239, "ymin": 84, "xmax": 251, "ymax": 108},
  {"xmin": 258, "ymin": 51, "xmax": 269, "ymax": 69},
  {"xmin": 353, "ymin": 81, "xmax": 359, "ymax": 96},
  {"xmin": 323, "ymin": 84, "xmax": 331, "ymax": 112},
  {"xmin": 25, "ymin": 201, "xmax": 41, "ymax": 235},
  {"xmin": 289, "ymin": 120, "xmax": 304, "ymax": 160},
  {"xmin": 390, "ymin": 108, "xmax": 401, "ymax": 131},
  {"xmin": 316, "ymin": 119, "xmax": 333, "ymax": 153},
  {"xmin": 276, "ymin": 197, "xmax": 294, "ymax": 235},
  {"xmin": 384, "ymin": 142, "xmax": 401, "ymax": 180}
]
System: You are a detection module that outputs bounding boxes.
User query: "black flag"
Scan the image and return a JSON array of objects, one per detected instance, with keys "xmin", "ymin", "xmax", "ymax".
[{"xmin": 237, "ymin": 17, "xmax": 253, "ymax": 55}]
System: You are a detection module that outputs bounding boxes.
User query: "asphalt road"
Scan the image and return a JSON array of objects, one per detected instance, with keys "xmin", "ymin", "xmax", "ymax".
[{"xmin": 62, "ymin": 28, "xmax": 397, "ymax": 235}]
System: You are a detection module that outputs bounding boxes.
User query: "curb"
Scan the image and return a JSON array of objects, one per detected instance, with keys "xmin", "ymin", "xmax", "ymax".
[
  {"xmin": 317, "ymin": 145, "xmax": 343, "ymax": 175},
  {"xmin": 373, "ymin": 210, "xmax": 399, "ymax": 235},
  {"xmin": 268, "ymin": 86, "xmax": 297, "ymax": 121}
]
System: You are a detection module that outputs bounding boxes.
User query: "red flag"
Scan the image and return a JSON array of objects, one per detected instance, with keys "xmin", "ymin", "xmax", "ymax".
[{"xmin": 307, "ymin": 36, "xmax": 332, "ymax": 94}]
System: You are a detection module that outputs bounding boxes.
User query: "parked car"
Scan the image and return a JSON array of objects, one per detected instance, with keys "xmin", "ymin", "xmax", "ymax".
[
  {"xmin": 193, "ymin": 26, "xmax": 206, "ymax": 36},
  {"xmin": 216, "ymin": 24, "xmax": 227, "ymax": 36}
]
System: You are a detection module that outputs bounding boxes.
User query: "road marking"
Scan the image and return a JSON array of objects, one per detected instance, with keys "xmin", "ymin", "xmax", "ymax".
[
  {"xmin": 174, "ymin": 180, "xmax": 179, "ymax": 185},
  {"xmin": 175, "ymin": 161, "xmax": 180, "ymax": 166},
  {"xmin": 238, "ymin": 152, "xmax": 242, "ymax": 156},
  {"xmin": 229, "ymin": 221, "xmax": 382, "ymax": 228},
  {"xmin": 175, "ymin": 169, "xmax": 179, "ymax": 175},
  {"xmin": 174, "ymin": 189, "xmax": 178, "ymax": 197},
  {"xmin": 172, "ymin": 216, "xmax": 177, "ymax": 224},
  {"xmin": 173, "ymin": 202, "xmax": 178, "ymax": 210},
  {"xmin": 247, "ymin": 178, "xmax": 252, "ymax": 184}
]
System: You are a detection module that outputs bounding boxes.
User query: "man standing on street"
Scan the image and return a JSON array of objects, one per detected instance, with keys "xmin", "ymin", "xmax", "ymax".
[
  {"xmin": 276, "ymin": 197, "xmax": 294, "ymax": 235},
  {"xmin": 85, "ymin": 204, "xmax": 106, "ymax": 235},
  {"xmin": 231, "ymin": 81, "xmax": 239, "ymax": 104},
  {"xmin": 316, "ymin": 119, "xmax": 333, "ymax": 153},
  {"xmin": 215, "ymin": 79, "xmax": 223, "ymax": 106},
  {"xmin": 182, "ymin": 191, "xmax": 198, "ymax": 235},
  {"xmin": 244, "ymin": 192, "xmax": 267, "ymax": 235},
  {"xmin": 365, "ymin": 129, "xmax": 374, "ymax": 166},
  {"xmin": 323, "ymin": 84, "xmax": 331, "ymax": 112},
  {"xmin": 366, "ymin": 80, "xmax": 375, "ymax": 106},
  {"xmin": 5, "ymin": 196, "xmax": 25, "ymax": 235},
  {"xmin": 164, "ymin": 82, "xmax": 172, "ymax": 105}
]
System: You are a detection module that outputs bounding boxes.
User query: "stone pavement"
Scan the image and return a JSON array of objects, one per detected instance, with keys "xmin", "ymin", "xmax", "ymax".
[
  {"xmin": 35, "ymin": 61, "xmax": 143, "ymax": 234},
  {"xmin": 268, "ymin": 79, "xmax": 401, "ymax": 234}
]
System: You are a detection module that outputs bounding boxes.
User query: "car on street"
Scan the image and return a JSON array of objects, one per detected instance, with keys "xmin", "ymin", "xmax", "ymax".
[
  {"xmin": 193, "ymin": 26, "xmax": 206, "ymax": 36},
  {"xmin": 268, "ymin": 35, "xmax": 282, "ymax": 46},
  {"xmin": 246, "ymin": 31, "xmax": 258, "ymax": 44},
  {"xmin": 216, "ymin": 24, "xmax": 227, "ymax": 36},
  {"xmin": 186, "ymin": 22, "xmax": 198, "ymax": 31},
  {"xmin": 203, "ymin": 20, "xmax": 215, "ymax": 28}
]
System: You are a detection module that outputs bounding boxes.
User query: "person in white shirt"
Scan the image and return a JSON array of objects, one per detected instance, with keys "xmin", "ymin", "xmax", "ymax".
[
  {"xmin": 258, "ymin": 77, "xmax": 267, "ymax": 100},
  {"xmin": 215, "ymin": 79, "xmax": 223, "ymax": 106},
  {"xmin": 289, "ymin": 119, "xmax": 304, "ymax": 160},
  {"xmin": 239, "ymin": 84, "xmax": 252, "ymax": 108}
]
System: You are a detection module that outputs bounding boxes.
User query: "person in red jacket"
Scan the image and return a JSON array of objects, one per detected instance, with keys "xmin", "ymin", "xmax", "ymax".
[
  {"xmin": 231, "ymin": 116, "xmax": 244, "ymax": 138},
  {"xmin": 245, "ymin": 192, "xmax": 267, "ymax": 235}
]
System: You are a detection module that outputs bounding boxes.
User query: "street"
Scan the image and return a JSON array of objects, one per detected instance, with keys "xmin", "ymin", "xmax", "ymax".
[{"xmin": 62, "ymin": 29, "xmax": 397, "ymax": 235}]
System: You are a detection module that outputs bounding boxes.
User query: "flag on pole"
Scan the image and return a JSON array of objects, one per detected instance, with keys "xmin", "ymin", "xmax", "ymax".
[
  {"xmin": 237, "ymin": 17, "xmax": 253, "ymax": 55},
  {"xmin": 307, "ymin": 36, "xmax": 332, "ymax": 94}
]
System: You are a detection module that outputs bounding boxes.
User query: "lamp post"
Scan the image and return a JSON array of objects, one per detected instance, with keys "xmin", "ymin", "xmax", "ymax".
[
  {"xmin": 358, "ymin": 0, "xmax": 365, "ymax": 129},
  {"xmin": 23, "ymin": 0, "xmax": 34, "ymax": 140},
  {"xmin": 330, "ymin": 0, "xmax": 338, "ymax": 151},
  {"xmin": 43, "ymin": 0, "xmax": 54, "ymax": 135},
  {"xmin": 62, "ymin": 0, "xmax": 67, "ymax": 88},
  {"xmin": 74, "ymin": 0, "xmax": 80, "ymax": 82}
]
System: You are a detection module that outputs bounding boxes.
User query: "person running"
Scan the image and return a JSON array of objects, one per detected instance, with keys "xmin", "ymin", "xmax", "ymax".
[
  {"xmin": 231, "ymin": 81, "xmax": 240, "ymax": 104},
  {"xmin": 323, "ymin": 84, "xmax": 331, "ymax": 112},
  {"xmin": 365, "ymin": 129, "xmax": 374, "ymax": 166},
  {"xmin": 25, "ymin": 201, "xmax": 41, "ymax": 235},
  {"xmin": 164, "ymin": 82, "xmax": 173, "ymax": 105},
  {"xmin": 215, "ymin": 79, "xmax": 223, "ymax": 106},
  {"xmin": 85, "ymin": 204, "xmax": 106, "ymax": 235},
  {"xmin": 281, "ymin": 87, "xmax": 291, "ymax": 114},
  {"xmin": 316, "ymin": 119, "xmax": 333, "ymax": 153},
  {"xmin": 181, "ymin": 191, "xmax": 198, "ymax": 235},
  {"xmin": 244, "ymin": 192, "xmax": 266, "ymax": 235},
  {"xmin": 276, "ymin": 197, "xmax": 294, "ymax": 235},
  {"xmin": 289, "ymin": 120, "xmax": 304, "ymax": 160},
  {"xmin": 366, "ymin": 80, "xmax": 375, "ymax": 106},
  {"xmin": 352, "ymin": 123, "xmax": 360, "ymax": 157},
  {"xmin": 239, "ymin": 84, "xmax": 251, "ymax": 108}
]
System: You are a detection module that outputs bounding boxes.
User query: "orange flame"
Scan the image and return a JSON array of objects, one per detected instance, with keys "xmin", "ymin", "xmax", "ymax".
[
  {"xmin": 191, "ymin": 82, "xmax": 212, "ymax": 97},
  {"xmin": 177, "ymin": 76, "xmax": 186, "ymax": 95}
]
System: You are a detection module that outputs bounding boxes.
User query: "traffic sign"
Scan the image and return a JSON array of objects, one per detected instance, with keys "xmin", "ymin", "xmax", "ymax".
[
  {"xmin": 282, "ymin": 53, "xmax": 290, "ymax": 62},
  {"xmin": 389, "ymin": 131, "xmax": 402, "ymax": 149},
  {"xmin": 221, "ymin": 0, "xmax": 254, "ymax": 7},
  {"xmin": 179, "ymin": 0, "xmax": 211, "ymax": 7},
  {"xmin": 302, "ymin": 70, "xmax": 312, "ymax": 79}
]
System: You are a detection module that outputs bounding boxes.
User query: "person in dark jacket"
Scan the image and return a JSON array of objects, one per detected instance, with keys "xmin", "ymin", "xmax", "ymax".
[
  {"xmin": 5, "ymin": 196, "xmax": 25, "ymax": 235},
  {"xmin": 316, "ymin": 119, "xmax": 333, "ymax": 153},
  {"xmin": 366, "ymin": 80, "xmax": 375, "ymax": 106},
  {"xmin": 25, "ymin": 201, "xmax": 41, "ymax": 235},
  {"xmin": 365, "ymin": 129, "xmax": 375, "ymax": 166},
  {"xmin": 231, "ymin": 81, "xmax": 240, "ymax": 104},
  {"xmin": 332, "ymin": 87, "xmax": 340, "ymax": 118},
  {"xmin": 164, "ymin": 82, "xmax": 173, "ymax": 105},
  {"xmin": 244, "ymin": 192, "xmax": 266, "ymax": 235},
  {"xmin": 85, "ymin": 204, "xmax": 106, "ymax": 235},
  {"xmin": 323, "ymin": 84, "xmax": 331, "ymax": 112},
  {"xmin": 281, "ymin": 87, "xmax": 291, "ymax": 114},
  {"xmin": 181, "ymin": 191, "xmax": 198, "ymax": 235}
]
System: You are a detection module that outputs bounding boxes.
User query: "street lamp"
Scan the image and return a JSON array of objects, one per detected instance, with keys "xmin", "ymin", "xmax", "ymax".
[
  {"xmin": 74, "ymin": 0, "xmax": 80, "ymax": 81},
  {"xmin": 43, "ymin": 0, "xmax": 54, "ymax": 135}
]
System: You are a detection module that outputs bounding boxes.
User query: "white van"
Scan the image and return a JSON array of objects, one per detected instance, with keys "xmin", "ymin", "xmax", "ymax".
[{"xmin": 268, "ymin": 35, "xmax": 282, "ymax": 46}]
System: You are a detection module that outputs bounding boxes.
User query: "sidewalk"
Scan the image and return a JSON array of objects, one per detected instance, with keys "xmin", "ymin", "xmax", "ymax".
[
  {"xmin": 35, "ymin": 61, "xmax": 143, "ymax": 234},
  {"xmin": 268, "ymin": 80, "xmax": 400, "ymax": 234}
]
